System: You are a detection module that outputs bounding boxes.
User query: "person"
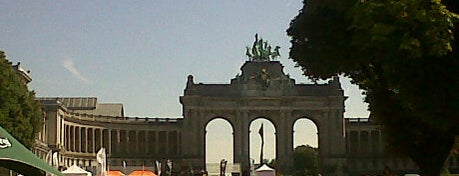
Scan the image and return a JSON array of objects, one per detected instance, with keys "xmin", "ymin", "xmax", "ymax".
[{"xmin": 383, "ymin": 166, "xmax": 392, "ymax": 176}]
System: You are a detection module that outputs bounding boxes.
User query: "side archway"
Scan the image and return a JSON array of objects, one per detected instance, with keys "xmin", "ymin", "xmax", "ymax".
[
  {"xmin": 205, "ymin": 117, "xmax": 234, "ymax": 164},
  {"xmin": 293, "ymin": 118, "xmax": 318, "ymax": 149}
]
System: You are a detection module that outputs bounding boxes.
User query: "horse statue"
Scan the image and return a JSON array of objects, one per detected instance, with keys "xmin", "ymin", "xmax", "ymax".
[{"xmin": 245, "ymin": 33, "xmax": 281, "ymax": 62}]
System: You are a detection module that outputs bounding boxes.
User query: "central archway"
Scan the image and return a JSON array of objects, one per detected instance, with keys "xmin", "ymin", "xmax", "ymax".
[{"xmin": 249, "ymin": 118, "xmax": 276, "ymax": 165}]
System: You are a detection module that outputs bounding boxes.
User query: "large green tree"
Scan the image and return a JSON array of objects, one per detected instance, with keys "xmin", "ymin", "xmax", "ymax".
[
  {"xmin": 0, "ymin": 51, "xmax": 43, "ymax": 148},
  {"xmin": 287, "ymin": 0, "xmax": 459, "ymax": 175},
  {"xmin": 293, "ymin": 145, "xmax": 318, "ymax": 176}
]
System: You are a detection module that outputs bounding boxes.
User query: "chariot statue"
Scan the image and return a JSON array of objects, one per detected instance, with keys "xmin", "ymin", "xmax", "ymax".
[{"xmin": 246, "ymin": 33, "xmax": 281, "ymax": 62}]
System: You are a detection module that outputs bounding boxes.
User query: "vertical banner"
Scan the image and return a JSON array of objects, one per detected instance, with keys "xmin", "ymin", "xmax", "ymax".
[
  {"xmin": 167, "ymin": 159, "xmax": 173, "ymax": 176},
  {"xmin": 156, "ymin": 160, "xmax": 162, "ymax": 176},
  {"xmin": 96, "ymin": 148, "xmax": 106, "ymax": 176},
  {"xmin": 220, "ymin": 159, "xmax": 227, "ymax": 176},
  {"xmin": 258, "ymin": 123, "xmax": 264, "ymax": 164}
]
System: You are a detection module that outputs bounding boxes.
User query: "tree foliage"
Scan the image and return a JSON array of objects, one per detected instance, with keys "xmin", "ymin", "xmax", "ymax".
[
  {"xmin": 293, "ymin": 145, "xmax": 318, "ymax": 176},
  {"xmin": 287, "ymin": 0, "xmax": 459, "ymax": 175},
  {"xmin": 0, "ymin": 51, "xmax": 43, "ymax": 148}
]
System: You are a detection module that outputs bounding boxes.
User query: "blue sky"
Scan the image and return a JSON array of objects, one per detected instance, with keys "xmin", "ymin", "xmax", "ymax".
[{"xmin": 1, "ymin": 1, "xmax": 369, "ymax": 163}]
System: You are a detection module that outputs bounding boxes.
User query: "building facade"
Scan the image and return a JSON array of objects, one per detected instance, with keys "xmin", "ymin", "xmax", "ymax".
[{"xmin": 30, "ymin": 60, "xmax": 459, "ymax": 175}]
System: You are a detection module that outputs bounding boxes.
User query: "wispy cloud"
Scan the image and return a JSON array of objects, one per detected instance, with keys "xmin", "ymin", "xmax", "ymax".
[{"xmin": 62, "ymin": 58, "xmax": 91, "ymax": 83}]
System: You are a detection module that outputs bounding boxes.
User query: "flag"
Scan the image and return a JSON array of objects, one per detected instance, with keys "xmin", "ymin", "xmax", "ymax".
[
  {"xmin": 122, "ymin": 160, "xmax": 127, "ymax": 175},
  {"xmin": 258, "ymin": 123, "xmax": 264, "ymax": 139},
  {"xmin": 156, "ymin": 160, "xmax": 162, "ymax": 176},
  {"xmin": 45, "ymin": 150, "xmax": 52, "ymax": 166},
  {"xmin": 220, "ymin": 159, "xmax": 227, "ymax": 176},
  {"xmin": 52, "ymin": 152, "xmax": 59, "ymax": 168},
  {"xmin": 167, "ymin": 159, "xmax": 173, "ymax": 175},
  {"xmin": 97, "ymin": 148, "xmax": 106, "ymax": 176},
  {"xmin": 96, "ymin": 148, "xmax": 105, "ymax": 163},
  {"xmin": 258, "ymin": 123, "xmax": 264, "ymax": 164}
]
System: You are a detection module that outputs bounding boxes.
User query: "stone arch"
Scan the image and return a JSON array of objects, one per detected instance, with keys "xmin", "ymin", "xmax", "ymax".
[
  {"xmin": 289, "ymin": 111, "xmax": 346, "ymax": 175},
  {"xmin": 292, "ymin": 115, "xmax": 322, "ymax": 136},
  {"xmin": 248, "ymin": 117, "xmax": 277, "ymax": 164},
  {"xmin": 203, "ymin": 116, "xmax": 236, "ymax": 133},
  {"xmin": 292, "ymin": 117, "xmax": 319, "ymax": 148},
  {"xmin": 204, "ymin": 117, "xmax": 234, "ymax": 164}
]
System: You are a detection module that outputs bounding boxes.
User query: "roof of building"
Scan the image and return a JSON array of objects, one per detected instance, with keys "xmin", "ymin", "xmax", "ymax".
[
  {"xmin": 38, "ymin": 97, "xmax": 124, "ymax": 117},
  {"xmin": 57, "ymin": 97, "xmax": 97, "ymax": 110},
  {"xmin": 73, "ymin": 103, "xmax": 124, "ymax": 117}
]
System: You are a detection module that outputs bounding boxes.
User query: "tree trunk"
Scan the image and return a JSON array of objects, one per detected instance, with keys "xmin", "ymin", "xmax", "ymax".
[{"xmin": 409, "ymin": 131, "xmax": 454, "ymax": 176}]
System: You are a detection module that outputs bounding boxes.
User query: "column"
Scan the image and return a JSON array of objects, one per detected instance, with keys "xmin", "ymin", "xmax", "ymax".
[
  {"xmin": 166, "ymin": 131, "xmax": 170, "ymax": 155},
  {"xmin": 72, "ymin": 126, "xmax": 76, "ymax": 152},
  {"xmin": 276, "ymin": 110, "xmax": 293, "ymax": 173},
  {"xmin": 76, "ymin": 126, "xmax": 81, "ymax": 152},
  {"xmin": 116, "ymin": 130, "xmax": 121, "ymax": 153},
  {"xmin": 155, "ymin": 131, "xmax": 159, "ymax": 154},
  {"xmin": 99, "ymin": 128, "xmax": 103, "ymax": 151},
  {"xmin": 91, "ymin": 128, "xmax": 94, "ymax": 153},
  {"xmin": 176, "ymin": 131, "xmax": 180, "ymax": 154},
  {"xmin": 379, "ymin": 130, "xmax": 383, "ymax": 153},
  {"xmin": 346, "ymin": 131, "xmax": 350, "ymax": 154},
  {"xmin": 108, "ymin": 129, "xmax": 112, "ymax": 155},
  {"xmin": 357, "ymin": 130, "xmax": 361, "ymax": 154},
  {"xmin": 145, "ymin": 130, "xmax": 149, "ymax": 154},
  {"xmin": 135, "ymin": 131, "xmax": 139, "ymax": 154},
  {"xmin": 368, "ymin": 131, "xmax": 372, "ymax": 154},
  {"xmin": 84, "ymin": 127, "xmax": 88, "ymax": 153},
  {"xmin": 233, "ymin": 110, "xmax": 250, "ymax": 172},
  {"xmin": 65, "ymin": 125, "xmax": 69, "ymax": 151}
]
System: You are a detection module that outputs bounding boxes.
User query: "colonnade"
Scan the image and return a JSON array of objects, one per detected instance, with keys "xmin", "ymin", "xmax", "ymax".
[
  {"xmin": 344, "ymin": 129, "xmax": 419, "ymax": 174},
  {"xmin": 63, "ymin": 124, "xmax": 181, "ymax": 157},
  {"xmin": 346, "ymin": 130, "xmax": 383, "ymax": 155}
]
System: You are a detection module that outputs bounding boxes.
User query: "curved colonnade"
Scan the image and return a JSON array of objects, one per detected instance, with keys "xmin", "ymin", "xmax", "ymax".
[{"xmin": 56, "ymin": 112, "xmax": 182, "ymax": 170}]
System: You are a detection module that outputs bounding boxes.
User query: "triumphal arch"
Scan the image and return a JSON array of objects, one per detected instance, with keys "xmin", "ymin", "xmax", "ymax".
[{"xmin": 180, "ymin": 35, "xmax": 347, "ymax": 174}]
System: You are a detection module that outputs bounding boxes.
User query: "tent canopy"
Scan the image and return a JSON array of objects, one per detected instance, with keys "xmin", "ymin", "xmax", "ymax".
[
  {"xmin": 0, "ymin": 125, "xmax": 63, "ymax": 176},
  {"xmin": 107, "ymin": 170, "xmax": 125, "ymax": 176},
  {"xmin": 129, "ymin": 170, "xmax": 156, "ymax": 176},
  {"xmin": 256, "ymin": 164, "xmax": 274, "ymax": 171},
  {"xmin": 255, "ymin": 164, "xmax": 275, "ymax": 176},
  {"xmin": 62, "ymin": 165, "xmax": 92, "ymax": 176}
]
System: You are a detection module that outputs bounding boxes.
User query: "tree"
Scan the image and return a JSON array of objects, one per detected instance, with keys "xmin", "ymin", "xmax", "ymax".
[
  {"xmin": 0, "ymin": 51, "xmax": 43, "ymax": 148},
  {"xmin": 293, "ymin": 145, "xmax": 318, "ymax": 176},
  {"xmin": 287, "ymin": 0, "xmax": 459, "ymax": 175}
]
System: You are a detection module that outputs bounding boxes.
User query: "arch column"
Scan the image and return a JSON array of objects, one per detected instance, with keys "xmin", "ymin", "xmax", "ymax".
[
  {"xmin": 136, "ymin": 130, "xmax": 140, "ymax": 154},
  {"xmin": 177, "ymin": 131, "xmax": 181, "ymax": 154},
  {"xmin": 166, "ymin": 131, "xmax": 170, "ymax": 155},
  {"xmin": 234, "ymin": 110, "xmax": 250, "ymax": 173},
  {"xmin": 276, "ymin": 110, "xmax": 294, "ymax": 174},
  {"xmin": 155, "ymin": 131, "xmax": 159, "ymax": 154}
]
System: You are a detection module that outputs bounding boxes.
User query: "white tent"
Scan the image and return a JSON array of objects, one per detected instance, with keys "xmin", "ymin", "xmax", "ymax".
[
  {"xmin": 255, "ymin": 164, "xmax": 275, "ymax": 176},
  {"xmin": 62, "ymin": 164, "xmax": 93, "ymax": 176}
]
